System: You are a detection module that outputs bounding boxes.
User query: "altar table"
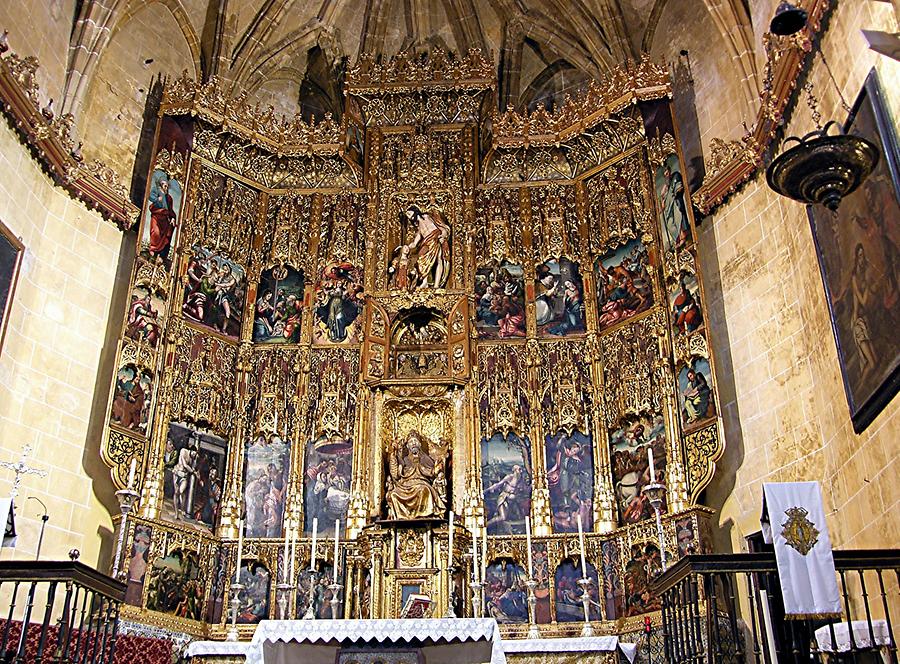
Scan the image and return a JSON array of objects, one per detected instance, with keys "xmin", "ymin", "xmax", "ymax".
[{"xmin": 185, "ymin": 620, "xmax": 636, "ymax": 664}]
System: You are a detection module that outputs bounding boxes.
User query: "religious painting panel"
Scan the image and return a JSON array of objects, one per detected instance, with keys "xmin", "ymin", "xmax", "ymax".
[
  {"xmin": 677, "ymin": 357, "xmax": 716, "ymax": 430},
  {"xmin": 236, "ymin": 561, "xmax": 271, "ymax": 624},
  {"xmin": 388, "ymin": 204, "xmax": 452, "ymax": 290},
  {"xmin": 553, "ymin": 558, "xmax": 601, "ymax": 622},
  {"xmin": 545, "ymin": 429, "xmax": 593, "ymax": 533},
  {"xmin": 313, "ymin": 262, "xmax": 364, "ymax": 345},
  {"xmin": 296, "ymin": 564, "xmax": 336, "ymax": 619},
  {"xmin": 124, "ymin": 524, "xmax": 152, "ymax": 606},
  {"xmin": 675, "ymin": 517, "xmax": 698, "ymax": 557},
  {"xmin": 181, "ymin": 245, "xmax": 246, "ymax": 339},
  {"xmin": 302, "ymin": 435, "xmax": 352, "ymax": 536},
  {"xmin": 668, "ymin": 270, "xmax": 704, "ymax": 336},
  {"xmin": 0, "ymin": 219, "xmax": 23, "ymax": 357},
  {"xmin": 532, "ymin": 542, "xmax": 551, "ymax": 623},
  {"xmin": 205, "ymin": 545, "xmax": 228, "ymax": 624},
  {"xmin": 242, "ymin": 433, "xmax": 291, "ymax": 538},
  {"xmin": 807, "ymin": 69, "xmax": 900, "ymax": 433},
  {"xmin": 145, "ymin": 548, "xmax": 203, "ymax": 621},
  {"xmin": 653, "ymin": 153, "xmax": 692, "ymax": 255},
  {"xmin": 595, "ymin": 238, "xmax": 655, "ymax": 331},
  {"xmin": 110, "ymin": 363, "xmax": 153, "ymax": 435},
  {"xmin": 623, "ymin": 542, "xmax": 662, "ymax": 617},
  {"xmin": 124, "ymin": 284, "xmax": 166, "ymax": 348},
  {"xmin": 484, "ymin": 559, "xmax": 529, "ymax": 623},
  {"xmin": 480, "ymin": 432, "xmax": 532, "ymax": 535},
  {"xmin": 162, "ymin": 421, "xmax": 228, "ymax": 533},
  {"xmin": 535, "ymin": 257, "xmax": 585, "ymax": 337},
  {"xmin": 610, "ymin": 413, "xmax": 667, "ymax": 525},
  {"xmin": 601, "ymin": 539, "xmax": 625, "ymax": 620},
  {"xmin": 253, "ymin": 265, "xmax": 305, "ymax": 344},
  {"xmin": 474, "ymin": 260, "xmax": 526, "ymax": 339}
]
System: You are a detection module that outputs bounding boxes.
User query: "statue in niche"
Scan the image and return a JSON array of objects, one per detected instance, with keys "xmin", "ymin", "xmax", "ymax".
[
  {"xmin": 389, "ymin": 205, "xmax": 451, "ymax": 290},
  {"xmin": 385, "ymin": 431, "xmax": 448, "ymax": 520}
]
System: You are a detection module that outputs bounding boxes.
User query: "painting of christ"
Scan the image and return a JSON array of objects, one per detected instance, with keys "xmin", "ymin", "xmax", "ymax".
[
  {"xmin": 181, "ymin": 245, "xmax": 246, "ymax": 339},
  {"xmin": 253, "ymin": 265, "xmax": 304, "ymax": 344},
  {"xmin": 545, "ymin": 430, "xmax": 593, "ymax": 533},
  {"xmin": 388, "ymin": 205, "xmax": 451, "ymax": 290},
  {"xmin": 162, "ymin": 422, "xmax": 228, "ymax": 533},
  {"xmin": 242, "ymin": 433, "xmax": 291, "ymax": 538},
  {"xmin": 302, "ymin": 434, "xmax": 352, "ymax": 535},
  {"xmin": 474, "ymin": 261, "xmax": 526, "ymax": 339},
  {"xmin": 609, "ymin": 413, "xmax": 667, "ymax": 525},
  {"xmin": 595, "ymin": 238, "xmax": 655, "ymax": 331}
]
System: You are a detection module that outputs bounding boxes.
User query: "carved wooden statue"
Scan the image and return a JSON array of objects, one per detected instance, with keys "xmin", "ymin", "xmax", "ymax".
[{"xmin": 385, "ymin": 431, "xmax": 447, "ymax": 520}]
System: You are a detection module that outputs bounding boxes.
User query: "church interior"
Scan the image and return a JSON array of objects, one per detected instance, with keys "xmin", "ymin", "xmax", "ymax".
[{"xmin": 0, "ymin": 0, "xmax": 897, "ymax": 662}]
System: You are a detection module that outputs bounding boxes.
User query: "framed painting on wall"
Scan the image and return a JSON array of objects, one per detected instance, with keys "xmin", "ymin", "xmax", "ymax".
[
  {"xmin": 807, "ymin": 68, "xmax": 900, "ymax": 433},
  {"xmin": 0, "ymin": 219, "xmax": 24, "ymax": 356}
]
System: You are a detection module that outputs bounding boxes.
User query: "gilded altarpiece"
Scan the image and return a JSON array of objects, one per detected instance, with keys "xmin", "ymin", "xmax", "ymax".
[{"xmin": 102, "ymin": 51, "xmax": 724, "ymax": 638}]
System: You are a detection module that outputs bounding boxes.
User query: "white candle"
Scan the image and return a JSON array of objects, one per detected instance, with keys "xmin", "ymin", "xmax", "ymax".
[
  {"xmin": 310, "ymin": 517, "xmax": 318, "ymax": 571},
  {"xmin": 448, "ymin": 512, "xmax": 454, "ymax": 570},
  {"xmin": 370, "ymin": 549, "xmax": 376, "ymax": 619},
  {"xmin": 333, "ymin": 519, "xmax": 341, "ymax": 583},
  {"xmin": 290, "ymin": 528, "xmax": 296, "ymax": 580},
  {"xmin": 648, "ymin": 447, "xmax": 656, "ymax": 483},
  {"xmin": 525, "ymin": 517, "xmax": 534, "ymax": 578},
  {"xmin": 282, "ymin": 527, "xmax": 290, "ymax": 583},
  {"xmin": 127, "ymin": 459, "xmax": 136, "ymax": 490},
  {"xmin": 235, "ymin": 519, "xmax": 244, "ymax": 583},
  {"xmin": 576, "ymin": 513, "xmax": 587, "ymax": 578},
  {"xmin": 197, "ymin": 535, "xmax": 201, "ymax": 556}
]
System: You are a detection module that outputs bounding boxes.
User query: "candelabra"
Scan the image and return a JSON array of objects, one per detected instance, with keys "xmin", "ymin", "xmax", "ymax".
[
  {"xmin": 302, "ymin": 575, "xmax": 317, "ymax": 620},
  {"xmin": 226, "ymin": 582, "xmax": 244, "ymax": 642},
  {"xmin": 577, "ymin": 578, "xmax": 594, "ymax": 637},
  {"xmin": 642, "ymin": 482, "xmax": 668, "ymax": 570},
  {"xmin": 276, "ymin": 582, "xmax": 294, "ymax": 620},
  {"xmin": 328, "ymin": 581, "xmax": 343, "ymax": 619},
  {"xmin": 111, "ymin": 488, "xmax": 139, "ymax": 579},
  {"xmin": 525, "ymin": 578, "xmax": 541, "ymax": 639},
  {"xmin": 445, "ymin": 565, "xmax": 457, "ymax": 619}
]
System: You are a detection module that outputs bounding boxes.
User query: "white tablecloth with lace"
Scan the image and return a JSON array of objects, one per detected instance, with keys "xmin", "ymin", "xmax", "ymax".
[{"xmin": 502, "ymin": 636, "xmax": 637, "ymax": 663}]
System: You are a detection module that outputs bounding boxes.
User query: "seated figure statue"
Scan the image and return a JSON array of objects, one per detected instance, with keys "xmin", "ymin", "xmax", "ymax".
[{"xmin": 385, "ymin": 431, "xmax": 447, "ymax": 520}]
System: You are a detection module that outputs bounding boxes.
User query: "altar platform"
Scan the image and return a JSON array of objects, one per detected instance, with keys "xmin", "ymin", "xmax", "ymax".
[{"xmin": 184, "ymin": 619, "xmax": 638, "ymax": 664}]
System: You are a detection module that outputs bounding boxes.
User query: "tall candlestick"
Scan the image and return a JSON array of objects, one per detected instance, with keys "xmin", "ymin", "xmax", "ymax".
[
  {"xmin": 235, "ymin": 519, "xmax": 244, "ymax": 583},
  {"xmin": 333, "ymin": 519, "xmax": 341, "ymax": 583},
  {"xmin": 282, "ymin": 528, "xmax": 290, "ymax": 583},
  {"xmin": 127, "ymin": 458, "xmax": 136, "ymax": 490},
  {"xmin": 448, "ymin": 512, "xmax": 455, "ymax": 569},
  {"xmin": 648, "ymin": 447, "xmax": 656, "ymax": 483},
  {"xmin": 481, "ymin": 529, "xmax": 487, "ymax": 581},
  {"xmin": 310, "ymin": 517, "xmax": 318, "ymax": 571},
  {"xmin": 576, "ymin": 513, "xmax": 587, "ymax": 578},
  {"xmin": 525, "ymin": 517, "xmax": 534, "ymax": 577}
]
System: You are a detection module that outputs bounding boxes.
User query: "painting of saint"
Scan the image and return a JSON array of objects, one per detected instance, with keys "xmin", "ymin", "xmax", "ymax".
[
  {"xmin": 624, "ymin": 543, "xmax": 662, "ymax": 616},
  {"xmin": 654, "ymin": 154, "xmax": 692, "ymax": 255},
  {"xmin": 553, "ymin": 559, "xmax": 601, "ymax": 622},
  {"xmin": 181, "ymin": 246, "xmax": 246, "ymax": 339},
  {"xmin": 545, "ymin": 430, "xmax": 593, "ymax": 533},
  {"xmin": 535, "ymin": 258, "xmax": 585, "ymax": 337},
  {"xmin": 253, "ymin": 266, "xmax": 304, "ymax": 344},
  {"xmin": 475, "ymin": 261, "xmax": 526, "ymax": 339},
  {"xmin": 601, "ymin": 540, "xmax": 625, "ymax": 620},
  {"xmin": 481, "ymin": 432, "xmax": 532, "ymax": 535},
  {"xmin": 806, "ymin": 70, "xmax": 900, "ymax": 433},
  {"xmin": 302, "ymin": 435, "xmax": 352, "ymax": 535},
  {"xmin": 388, "ymin": 205, "xmax": 451, "ymax": 290},
  {"xmin": 668, "ymin": 271, "xmax": 703, "ymax": 335},
  {"xmin": 595, "ymin": 238, "xmax": 655, "ymax": 331},
  {"xmin": 110, "ymin": 363, "xmax": 153, "ymax": 434},
  {"xmin": 676, "ymin": 517, "xmax": 698, "ymax": 557},
  {"xmin": 124, "ymin": 524, "xmax": 152, "ymax": 606},
  {"xmin": 532, "ymin": 542, "xmax": 552, "ymax": 623},
  {"xmin": 677, "ymin": 358, "xmax": 715, "ymax": 428},
  {"xmin": 141, "ymin": 169, "xmax": 183, "ymax": 266},
  {"xmin": 242, "ymin": 433, "xmax": 291, "ymax": 538},
  {"xmin": 236, "ymin": 561, "xmax": 270, "ymax": 624},
  {"xmin": 162, "ymin": 422, "xmax": 228, "ymax": 533},
  {"xmin": 205, "ymin": 546, "xmax": 228, "ymax": 624},
  {"xmin": 296, "ymin": 564, "xmax": 336, "ymax": 619},
  {"xmin": 609, "ymin": 414, "xmax": 667, "ymax": 524},
  {"xmin": 483, "ymin": 560, "xmax": 529, "ymax": 623},
  {"xmin": 124, "ymin": 284, "xmax": 165, "ymax": 348},
  {"xmin": 145, "ymin": 549, "xmax": 203, "ymax": 621},
  {"xmin": 314, "ymin": 262, "xmax": 364, "ymax": 344}
]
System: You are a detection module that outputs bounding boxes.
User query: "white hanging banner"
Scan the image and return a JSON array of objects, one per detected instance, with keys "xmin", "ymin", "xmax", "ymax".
[
  {"xmin": 761, "ymin": 482, "xmax": 841, "ymax": 619},
  {"xmin": 0, "ymin": 498, "xmax": 16, "ymax": 548}
]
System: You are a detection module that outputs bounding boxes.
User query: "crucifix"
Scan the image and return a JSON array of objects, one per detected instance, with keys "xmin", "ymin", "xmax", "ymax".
[{"xmin": 0, "ymin": 445, "xmax": 48, "ymax": 499}]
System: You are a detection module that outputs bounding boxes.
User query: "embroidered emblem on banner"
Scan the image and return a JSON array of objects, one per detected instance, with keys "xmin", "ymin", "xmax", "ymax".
[{"xmin": 781, "ymin": 506, "xmax": 819, "ymax": 555}]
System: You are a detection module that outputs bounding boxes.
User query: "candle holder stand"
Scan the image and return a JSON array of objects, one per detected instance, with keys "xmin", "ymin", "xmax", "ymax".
[
  {"xmin": 111, "ymin": 488, "xmax": 139, "ymax": 580},
  {"xmin": 275, "ymin": 582, "xmax": 294, "ymax": 619},
  {"xmin": 226, "ymin": 582, "xmax": 244, "ymax": 642},
  {"xmin": 444, "ymin": 564, "xmax": 457, "ymax": 619},
  {"xmin": 525, "ymin": 578, "xmax": 541, "ymax": 639},
  {"xmin": 328, "ymin": 581, "xmax": 343, "ymax": 619},
  {"xmin": 469, "ymin": 578, "xmax": 483, "ymax": 618},
  {"xmin": 302, "ymin": 573, "xmax": 317, "ymax": 620},
  {"xmin": 577, "ymin": 577, "xmax": 594, "ymax": 637},
  {"xmin": 642, "ymin": 482, "xmax": 668, "ymax": 571}
]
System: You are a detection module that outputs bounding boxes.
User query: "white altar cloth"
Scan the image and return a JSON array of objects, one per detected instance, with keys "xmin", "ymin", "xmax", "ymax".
[
  {"xmin": 502, "ymin": 637, "xmax": 636, "ymax": 663},
  {"xmin": 814, "ymin": 620, "xmax": 892, "ymax": 654}
]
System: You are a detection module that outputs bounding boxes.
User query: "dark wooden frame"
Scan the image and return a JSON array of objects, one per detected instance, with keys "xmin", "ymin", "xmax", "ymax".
[
  {"xmin": 807, "ymin": 68, "xmax": 900, "ymax": 433},
  {"xmin": 0, "ymin": 218, "xmax": 24, "ymax": 357}
]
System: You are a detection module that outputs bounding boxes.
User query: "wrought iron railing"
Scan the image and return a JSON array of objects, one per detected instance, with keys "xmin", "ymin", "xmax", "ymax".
[
  {"xmin": 0, "ymin": 560, "xmax": 125, "ymax": 663},
  {"xmin": 651, "ymin": 550, "xmax": 900, "ymax": 663}
]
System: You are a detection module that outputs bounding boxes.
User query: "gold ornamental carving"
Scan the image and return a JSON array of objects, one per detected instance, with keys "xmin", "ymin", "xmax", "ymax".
[
  {"xmin": 781, "ymin": 507, "xmax": 819, "ymax": 556},
  {"xmin": 397, "ymin": 530, "xmax": 426, "ymax": 567}
]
